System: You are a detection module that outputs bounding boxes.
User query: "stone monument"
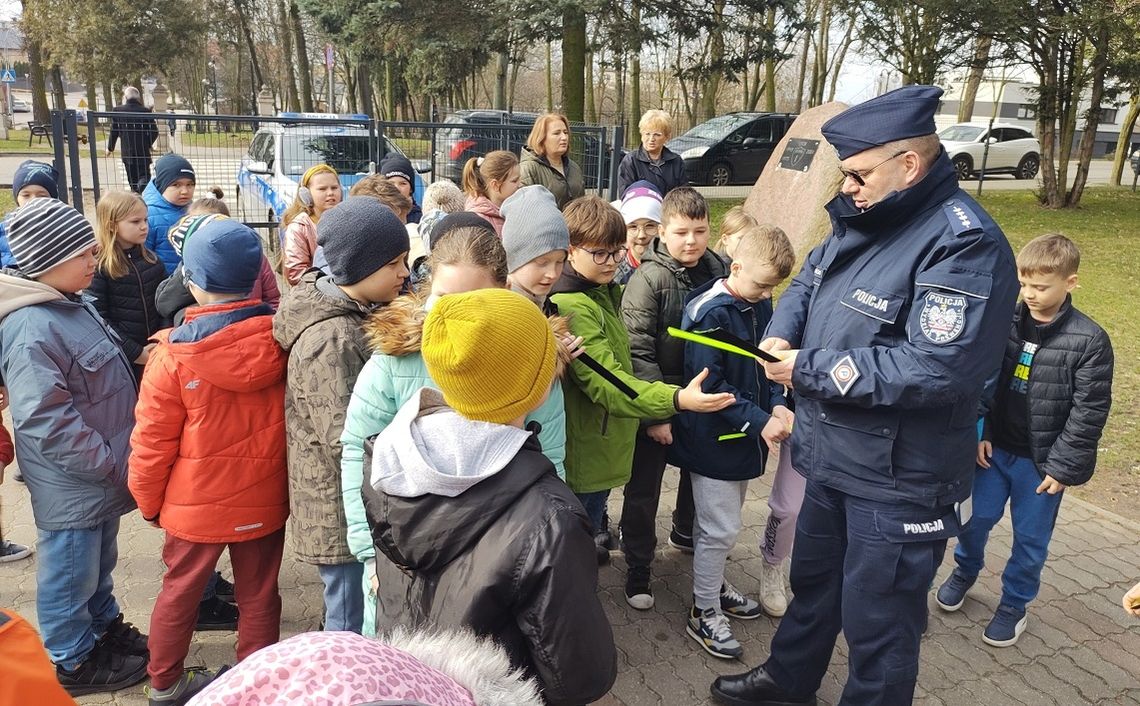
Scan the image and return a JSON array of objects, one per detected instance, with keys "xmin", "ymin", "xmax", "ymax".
[{"xmin": 744, "ymin": 102, "xmax": 848, "ymax": 255}]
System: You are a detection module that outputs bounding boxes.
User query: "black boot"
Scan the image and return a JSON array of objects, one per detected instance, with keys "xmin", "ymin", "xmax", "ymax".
[{"xmin": 710, "ymin": 666, "xmax": 816, "ymax": 706}]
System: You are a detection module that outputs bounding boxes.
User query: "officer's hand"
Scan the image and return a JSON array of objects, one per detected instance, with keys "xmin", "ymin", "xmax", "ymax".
[
  {"xmin": 1122, "ymin": 580, "xmax": 1140, "ymax": 617},
  {"xmin": 977, "ymin": 440, "xmax": 992, "ymax": 469},
  {"xmin": 760, "ymin": 416, "xmax": 789, "ymax": 455},
  {"xmin": 646, "ymin": 423, "xmax": 673, "ymax": 446},
  {"xmin": 762, "ymin": 351, "xmax": 798, "ymax": 387},
  {"xmin": 760, "ymin": 337, "xmax": 791, "ymax": 354},
  {"xmin": 1036, "ymin": 475, "xmax": 1067, "ymax": 495},
  {"xmin": 677, "ymin": 368, "xmax": 736, "ymax": 413}
]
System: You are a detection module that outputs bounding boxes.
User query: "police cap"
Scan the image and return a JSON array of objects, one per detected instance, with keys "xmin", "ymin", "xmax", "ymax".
[{"xmin": 822, "ymin": 85, "xmax": 943, "ymax": 160}]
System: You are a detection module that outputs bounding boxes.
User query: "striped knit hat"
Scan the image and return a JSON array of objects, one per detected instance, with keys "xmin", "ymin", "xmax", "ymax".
[{"xmin": 4, "ymin": 198, "xmax": 95, "ymax": 277}]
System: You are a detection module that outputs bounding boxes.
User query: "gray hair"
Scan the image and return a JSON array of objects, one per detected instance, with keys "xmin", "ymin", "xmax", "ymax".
[{"xmin": 123, "ymin": 86, "xmax": 141, "ymax": 102}]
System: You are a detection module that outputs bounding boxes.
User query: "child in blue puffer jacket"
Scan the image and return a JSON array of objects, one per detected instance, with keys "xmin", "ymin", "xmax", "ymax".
[{"xmin": 143, "ymin": 154, "xmax": 197, "ymax": 274}]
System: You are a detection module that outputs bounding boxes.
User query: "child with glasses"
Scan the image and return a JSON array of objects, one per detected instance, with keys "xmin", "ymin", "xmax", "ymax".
[
  {"xmin": 549, "ymin": 196, "xmax": 735, "ymax": 567},
  {"xmin": 614, "ymin": 181, "xmax": 663, "ymax": 285}
]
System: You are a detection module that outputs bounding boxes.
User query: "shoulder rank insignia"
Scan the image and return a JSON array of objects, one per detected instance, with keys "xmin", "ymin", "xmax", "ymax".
[{"xmin": 942, "ymin": 200, "xmax": 983, "ymax": 236}]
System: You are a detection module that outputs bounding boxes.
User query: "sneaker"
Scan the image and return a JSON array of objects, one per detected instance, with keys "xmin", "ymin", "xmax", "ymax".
[
  {"xmin": 98, "ymin": 614, "xmax": 149, "ymax": 657},
  {"xmin": 145, "ymin": 668, "xmax": 216, "ymax": 705},
  {"xmin": 212, "ymin": 572, "xmax": 236, "ymax": 604},
  {"xmin": 594, "ymin": 534, "xmax": 611, "ymax": 566},
  {"xmin": 0, "ymin": 540, "xmax": 32, "ymax": 563},
  {"xmin": 668, "ymin": 526, "xmax": 695, "ymax": 554},
  {"xmin": 625, "ymin": 565, "xmax": 654, "ymax": 610},
  {"xmin": 195, "ymin": 595, "xmax": 239, "ymax": 631},
  {"xmin": 982, "ymin": 604, "xmax": 1027, "ymax": 647},
  {"xmin": 935, "ymin": 568, "xmax": 977, "ymax": 612},
  {"xmin": 687, "ymin": 606, "xmax": 743, "ymax": 659},
  {"xmin": 56, "ymin": 643, "xmax": 148, "ymax": 696},
  {"xmin": 13, "ymin": 472, "xmax": 24, "ymax": 483},
  {"xmin": 720, "ymin": 582, "xmax": 763, "ymax": 620},
  {"xmin": 760, "ymin": 560, "xmax": 788, "ymax": 617}
]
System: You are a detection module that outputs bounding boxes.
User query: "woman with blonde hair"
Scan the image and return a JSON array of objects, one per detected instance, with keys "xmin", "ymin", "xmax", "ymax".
[
  {"xmin": 518, "ymin": 113, "xmax": 585, "ymax": 209},
  {"xmin": 617, "ymin": 109, "xmax": 686, "ymax": 197},
  {"xmin": 282, "ymin": 164, "xmax": 342, "ymax": 285},
  {"xmin": 462, "ymin": 150, "xmax": 520, "ymax": 235},
  {"xmin": 88, "ymin": 190, "xmax": 167, "ymax": 378}
]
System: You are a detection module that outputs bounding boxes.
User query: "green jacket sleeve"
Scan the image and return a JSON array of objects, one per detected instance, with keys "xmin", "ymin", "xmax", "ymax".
[
  {"xmin": 559, "ymin": 293, "xmax": 677, "ymax": 420},
  {"xmin": 340, "ymin": 354, "xmax": 401, "ymax": 562}
]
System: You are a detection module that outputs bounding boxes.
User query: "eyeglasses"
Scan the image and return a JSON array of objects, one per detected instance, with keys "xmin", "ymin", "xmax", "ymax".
[
  {"xmin": 581, "ymin": 246, "xmax": 628, "ymax": 265},
  {"xmin": 641, "ymin": 131, "xmax": 665, "ymax": 140},
  {"xmin": 838, "ymin": 150, "xmax": 907, "ymax": 186},
  {"xmin": 627, "ymin": 222, "xmax": 659, "ymax": 236}
]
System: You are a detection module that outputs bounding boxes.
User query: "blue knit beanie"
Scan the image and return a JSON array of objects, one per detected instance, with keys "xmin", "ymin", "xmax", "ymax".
[
  {"xmin": 182, "ymin": 219, "xmax": 262, "ymax": 294},
  {"xmin": 154, "ymin": 154, "xmax": 197, "ymax": 193},
  {"xmin": 12, "ymin": 160, "xmax": 60, "ymax": 200}
]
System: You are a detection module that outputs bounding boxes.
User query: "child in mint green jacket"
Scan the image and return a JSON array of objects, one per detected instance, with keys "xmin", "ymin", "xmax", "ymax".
[{"xmin": 340, "ymin": 224, "xmax": 567, "ymax": 636}]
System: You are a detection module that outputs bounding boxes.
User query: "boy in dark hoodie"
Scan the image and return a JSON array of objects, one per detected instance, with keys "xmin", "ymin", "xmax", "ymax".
[
  {"xmin": 273, "ymin": 196, "xmax": 410, "ymax": 635},
  {"xmin": 362, "ymin": 288, "xmax": 616, "ymax": 706}
]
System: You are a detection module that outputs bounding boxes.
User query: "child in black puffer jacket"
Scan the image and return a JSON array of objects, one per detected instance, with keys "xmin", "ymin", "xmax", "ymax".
[{"xmin": 88, "ymin": 190, "xmax": 169, "ymax": 380}]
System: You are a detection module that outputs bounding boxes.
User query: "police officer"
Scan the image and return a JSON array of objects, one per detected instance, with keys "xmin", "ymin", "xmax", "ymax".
[{"xmin": 711, "ymin": 86, "xmax": 1018, "ymax": 705}]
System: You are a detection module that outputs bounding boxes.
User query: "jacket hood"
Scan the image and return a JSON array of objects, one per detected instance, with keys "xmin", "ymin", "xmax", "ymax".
[
  {"xmin": 162, "ymin": 301, "xmax": 285, "ymax": 393},
  {"xmin": 550, "ymin": 264, "xmax": 605, "ymax": 296},
  {"xmin": 684, "ymin": 277, "xmax": 743, "ymax": 323},
  {"xmin": 369, "ymin": 388, "xmax": 546, "ymax": 572},
  {"xmin": 465, "ymin": 194, "xmax": 502, "ymax": 220},
  {"xmin": 0, "ymin": 271, "xmax": 66, "ymax": 321},
  {"xmin": 272, "ymin": 272, "xmax": 368, "ymax": 353}
]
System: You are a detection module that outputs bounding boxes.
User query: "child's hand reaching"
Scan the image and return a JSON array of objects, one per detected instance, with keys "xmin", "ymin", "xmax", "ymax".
[
  {"xmin": 760, "ymin": 416, "xmax": 790, "ymax": 455},
  {"xmin": 677, "ymin": 368, "xmax": 735, "ymax": 413},
  {"xmin": 772, "ymin": 405, "xmax": 795, "ymax": 431},
  {"xmin": 646, "ymin": 423, "xmax": 672, "ymax": 445}
]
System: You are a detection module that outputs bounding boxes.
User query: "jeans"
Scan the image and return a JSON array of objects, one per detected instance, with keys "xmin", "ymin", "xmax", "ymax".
[
  {"xmin": 36, "ymin": 517, "xmax": 122, "ymax": 669},
  {"xmin": 575, "ymin": 490, "xmax": 611, "ymax": 533},
  {"xmin": 317, "ymin": 562, "xmax": 365, "ymax": 633},
  {"xmin": 953, "ymin": 446, "xmax": 1064, "ymax": 611},
  {"xmin": 764, "ymin": 481, "xmax": 953, "ymax": 705}
]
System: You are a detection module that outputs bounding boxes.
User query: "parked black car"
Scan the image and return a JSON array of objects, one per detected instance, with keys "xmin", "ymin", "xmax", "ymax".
[
  {"xmin": 433, "ymin": 109, "xmax": 622, "ymax": 189},
  {"xmin": 668, "ymin": 112, "xmax": 797, "ymax": 186}
]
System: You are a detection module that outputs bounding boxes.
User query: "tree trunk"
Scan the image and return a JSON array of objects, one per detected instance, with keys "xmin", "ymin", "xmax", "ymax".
[
  {"xmin": 289, "ymin": 0, "xmax": 314, "ymax": 111},
  {"xmin": 546, "ymin": 42, "xmax": 554, "ymax": 112},
  {"xmin": 700, "ymin": 0, "xmax": 726, "ymax": 121},
  {"xmin": 356, "ymin": 63, "xmax": 373, "ymax": 117},
  {"xmin": 385, "ymin": 61, "xmax": 395, "ymax": 120},
  {"xmin": 1110, "ymin": 91, "xmax": 1139, "ymax": 186},
  {"xmin": 957, "ymin": 35, "xmax": 991, "ymax": 122},
  {"xmin": 793, "ymin": 0, "xmax": 813, "ymax": 114},
  {"xmin": 493, "ymin": 51, "xmax": 508, "ymax": 110},
  {"xmin": 764, "ymin": 6, "xmax": 777, "ymax": 111},
  {"xmin": 827, "ymin": 12, "xmax": 855, "ymax": 102},
  {"xmin": 1066, "ymin": 25, "xmax": 1109, "ymax": 207},
  {"xmin": 1036, "ymin": 46, "xmax": 1062, "ymax": 207},
  {"xmin": 586, "ymin": 49, "xmax": 597, "ymax": 124},
  {"xmin": 810, "ymin": 0, "xmax": 831, "ymax": 107},
  {"xmin": 85, "ymin": 75, "xmax": 97, "ymax": 115},
  {"xmin": 630, "ymin": 0, "xmax": 641, "ymax": 144},
  {"xmin": 233, "ymin": 0, "xmax": 265, "ymax": 95},
  {"xmin": 102, "ymin": 82, "xmax": 114, "ymax": 114},
  {"xmin": 50, "ymin": 65, "xmax": 66, "ymax": 112},
  {"xmin": 277, "ymin": 0, "xmax": 300, "ymax": 111},
  {"xmin": 508, "ymin": 57, "xmax": 521, "ymax": 112},
  {"xmin": 561, "ymin": 8, "xmax": 587, "ymax": 121}
]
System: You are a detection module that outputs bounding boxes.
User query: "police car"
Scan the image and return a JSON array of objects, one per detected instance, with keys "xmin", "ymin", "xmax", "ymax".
[{"xmin": 236, "ymin": 112, "xmax": 425, "ymax": 228}]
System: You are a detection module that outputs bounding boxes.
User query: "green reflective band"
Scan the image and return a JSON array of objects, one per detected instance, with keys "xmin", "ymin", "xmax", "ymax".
[{"xmin": 717, "ymin": 432, "xmax": 747, "ymax": 441}]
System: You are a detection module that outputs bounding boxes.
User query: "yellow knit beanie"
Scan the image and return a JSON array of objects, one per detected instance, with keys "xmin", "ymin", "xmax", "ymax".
[{"xmin": 422, "ymin": 289, "xmax": 558, "ymax": 424}]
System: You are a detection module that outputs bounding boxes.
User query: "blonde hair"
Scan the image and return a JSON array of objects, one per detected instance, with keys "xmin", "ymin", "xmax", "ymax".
[
  {"xmin": 350, "ymin": 175, "xmax": 412, "ymax": 221},
  {"xmin": 564, "ymin": 195, "xmax": 625, "ymax": 249},
  {"xmin": 283, "ymin": 164, "xmax": 339, "ymax": 225},
  {"xmin": 733, "ymin": 224, "xmax": 795, "ymax": 280},
  {"xmin": 429, "ymin": 226, "xmax": 509, "ymax": 286},
  {"xmin": 95, "ymin": 190, "xmax": 157, "ymax": 279},
  {"xmin": 638, "ymin": 110, "xmax": 674, "ymax": 140},
  {"xmin": 462, "ymin": 150, "xmax": 519, "ymax": 199},
  {"xmin": 526, "ymin": 113, "xmax": 571, "ymax": 157},
  {"xmin": 1017, "ymin": 233, "xmax": 1081, "ymax": 277},
  {"xmin": 717, "ymin": 205, "xmax": 757, "ymax": 255},
  {"xmin": 188, "ymin": 186, "xmax": 229, "ymax": 216}
]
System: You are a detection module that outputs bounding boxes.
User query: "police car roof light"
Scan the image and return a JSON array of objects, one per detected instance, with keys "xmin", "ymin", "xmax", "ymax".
[{"xmin": 278, "ymin": 111, "xmax": 369, "ymax": 121}]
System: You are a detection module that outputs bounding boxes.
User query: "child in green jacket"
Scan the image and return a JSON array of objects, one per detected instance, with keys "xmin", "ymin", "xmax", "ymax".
[{"xmin": 549, "ymin": 195, "xmax": 734, "ymax": 573}]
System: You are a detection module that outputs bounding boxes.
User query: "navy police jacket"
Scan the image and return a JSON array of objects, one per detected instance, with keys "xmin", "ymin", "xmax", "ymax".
[
  {"xmin": 672, "ymin": 279, "xmax": 786, "ymax": 481},
  {"xmin": 766, "ymin": 151, "xmax": 1018, "ymax": 507}
]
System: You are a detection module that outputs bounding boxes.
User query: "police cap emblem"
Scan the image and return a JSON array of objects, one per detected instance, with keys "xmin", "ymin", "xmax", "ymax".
[{"xmin": 919, "ymin": 291, "xmax": 967, "ymax": 343}]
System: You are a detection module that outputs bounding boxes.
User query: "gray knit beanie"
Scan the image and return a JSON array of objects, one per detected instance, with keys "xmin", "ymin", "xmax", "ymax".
[
  {"xmin": 317, "ymin": 196, "xmax": 410, "ymax": 285},
  {"xmin": 500, "ymin": 185, "xmax": 569, "ymax": 273},
  {"xmin": 4, "ymin": 198, "xmax": 95, "ymax": 277}
]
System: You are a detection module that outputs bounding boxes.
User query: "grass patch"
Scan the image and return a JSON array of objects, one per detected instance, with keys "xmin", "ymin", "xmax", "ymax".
[
  {"xmin": 0, "ymin": 129, "xmax": 55, "ymax": 153},
  {"xmin": 713, "ymin": 189, "xmax": 1140, "ymax": 516}
]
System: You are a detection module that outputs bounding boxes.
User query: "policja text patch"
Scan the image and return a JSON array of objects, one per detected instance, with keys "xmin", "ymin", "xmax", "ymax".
[{"xmin": 919, "ymin": 291, "xmax": 966, "ymax": 343}]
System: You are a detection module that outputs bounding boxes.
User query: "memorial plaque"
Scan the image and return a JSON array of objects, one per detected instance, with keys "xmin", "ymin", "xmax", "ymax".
[
  {"xmin": 778, "ymin": 138, "xmax": 820, "ymax": 172},
  {"xmin": 744, "ymin": 102, "xmax": 848, "ymax": 256}
]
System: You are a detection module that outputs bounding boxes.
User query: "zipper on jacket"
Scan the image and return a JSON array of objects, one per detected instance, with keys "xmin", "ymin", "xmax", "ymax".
[
  {"xmin": 129, "ymin": 250, "xmax": 153, "ymax": 337},
  {"xmin": 601, "ymin": 410, "xmax": 610, "ymax": 436}
]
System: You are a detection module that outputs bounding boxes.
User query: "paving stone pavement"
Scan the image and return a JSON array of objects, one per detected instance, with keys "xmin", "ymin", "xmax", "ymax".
[{"xmin": 3, "ymin": 464, "xmax": 1139, "ymax": 705}]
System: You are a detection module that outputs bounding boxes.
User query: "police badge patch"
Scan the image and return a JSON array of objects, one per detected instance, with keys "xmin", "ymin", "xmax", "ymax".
[
  {"xmin": 830, "ymin": 355, "xmax": 860, "ymax": 396},
  {"xmin": 919, "ymin": 291, "xmax": 967, "ymax": 343}
]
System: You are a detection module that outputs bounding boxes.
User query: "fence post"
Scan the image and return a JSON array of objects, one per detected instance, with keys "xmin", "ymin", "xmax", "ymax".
[
  {"xmin": 609, "ymin": 125, "xmax": 625, "ymax": 201},
  {"xmin": 64, "ymin": 110, "xmax": 84, "ymax": 212},
  {"xmin": 50, "ymin": 110, "xmax": 68, "ymax": 205},
  {"xmin": 87, "ymin": 114, "xmax": 101, "ymax": 207}
]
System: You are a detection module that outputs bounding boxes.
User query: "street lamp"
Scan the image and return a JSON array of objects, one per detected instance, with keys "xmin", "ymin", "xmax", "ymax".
[{"xmin": 208, "ymin": 61, "xmax": 219, "ymax": 116}]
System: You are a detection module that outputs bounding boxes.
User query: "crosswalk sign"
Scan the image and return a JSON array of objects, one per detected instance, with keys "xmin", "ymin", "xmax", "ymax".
[{"xmin": 0, "ymin": 69, "xmax": 15, "ymax": 83}]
